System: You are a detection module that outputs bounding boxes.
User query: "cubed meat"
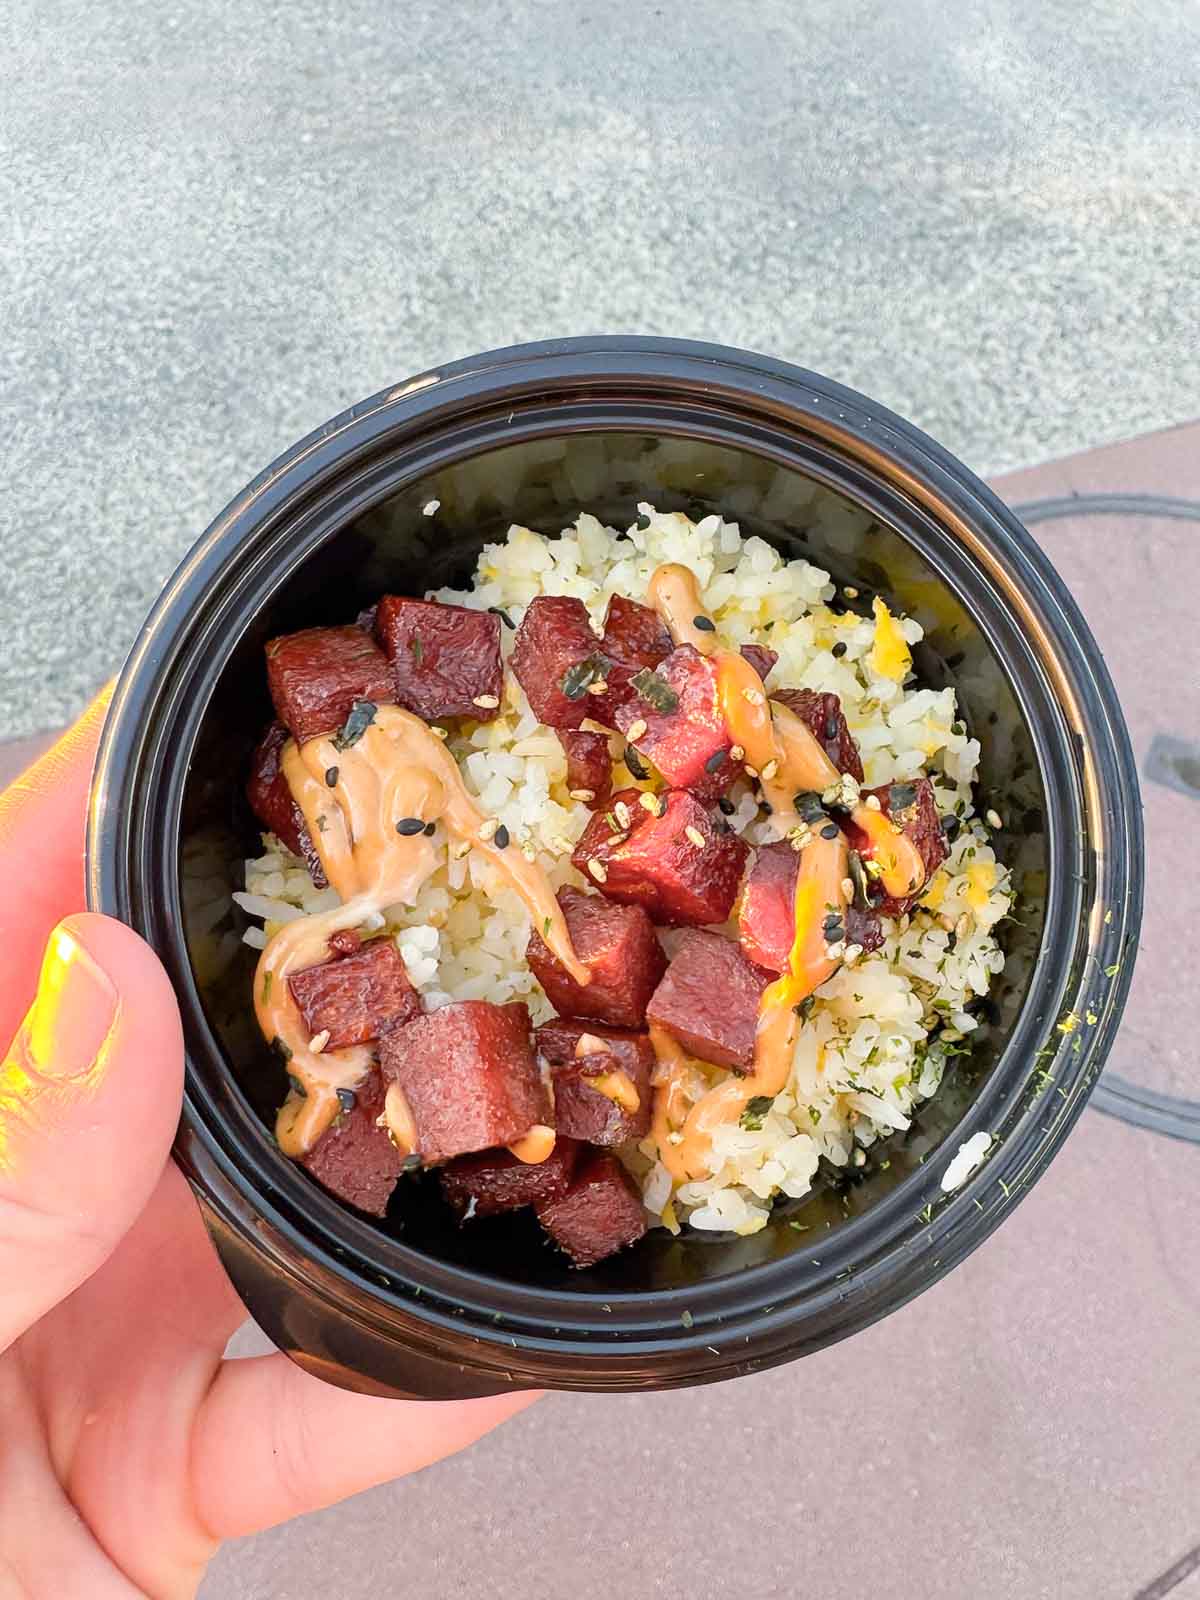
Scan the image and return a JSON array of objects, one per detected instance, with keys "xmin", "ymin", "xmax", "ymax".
[
  {"xmin": 266, "ymin": 625, "xmax": 394, "ymax": 746},
  {"xmin": 245, "ymin": 721, "xmax": 326, "ymax": 886},
  {"xmin": 510, "ymin": 596, "xmax": 612, "ymax": 729},
  {"xmin": 614, "ymin": 645, "xmax": 741, "ymax": 798},
  {"xmin": 770, "ymin": 688, "xmax": 864, "ymax": 782},
  {"xmin": 380, "ymin": 1001, "xmax": 548, "ymax": 1165},
  {"xmin": 536, "ymin": 1150, "xmax": 648, "ymax": 1268},
  {"xmin": 740, "ymin": 643, "xmax": 778, "ymax": 683},
  {"xmin": 287, "ymin": 937, "xmax": 421, "ymax": 1050},
  {"xmin": 535, "ymin": 1019, "xmax": 656, "ymax": 1080},
  {"xmin": 571, "ymin": 787, "xmax": 749, "ymax": 926},
  {"xmin": 300, "ymin": 1070, "xmax": 404, "ymax": 1218},
  {"xmin": 551, "ymin": 1049, "xmax": 653, "ymax": 1146},
  {"xmin": 440, "ymin": 1138, "xmax": 579, "ymax": 1220},
  {"xmin": 738, "ymin": 840, "xmax": 882, "ymax": 970},
  {"xmin": 374, "ymin": 596, "xmax": 503, "ymax": 722},
  {"xmin": 328, "ymin": 928, "xmax": 362, "ymax": 959},
  {"xmin": 646, "ymin": 929, "xmax": 774, "ymax": 1072},
  {"xmin": 842, "ymin": 777, "xmax": 948, "ymax": 915},
  {"xmin": 557, "ymin": 729, "xmax": 613, "ymax": 808},
  {"xmin": 526, "ymin": 887, "xmax": 667, "ymax": 1028},
  {"xmin": 600, "ymin": 593, "xmax": 673, "ymax": 669}
]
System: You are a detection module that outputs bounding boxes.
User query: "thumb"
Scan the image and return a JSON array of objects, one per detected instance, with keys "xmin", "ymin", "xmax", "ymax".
[{"xmin": 0, "ymin": 912, "xmax": 184, "ymax": 1352}]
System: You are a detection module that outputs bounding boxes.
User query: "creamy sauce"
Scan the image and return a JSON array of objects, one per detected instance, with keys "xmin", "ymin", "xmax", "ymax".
[
  {"xmin": 258, "ymin": 703, "xmax": 588, "ymax": 1157},
  {"xmin": 644, "ymin": 562, "xmax": 924, "ymax": 1180},
  {"xmin": 571, "ymin": 1034, "xmax": 640, "ymax": 1112}
]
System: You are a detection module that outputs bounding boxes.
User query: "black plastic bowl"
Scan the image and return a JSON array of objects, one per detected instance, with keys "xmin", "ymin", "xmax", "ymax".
[{"xmin": 87, "ymin": 337, "xmax": 1141, "ymax": 1399}]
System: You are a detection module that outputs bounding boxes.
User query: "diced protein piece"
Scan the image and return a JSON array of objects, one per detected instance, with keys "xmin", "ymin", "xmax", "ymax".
[
  {"xmin": 600, "ymin": 593, "xmax": 673, "ymax": 669},
  {"xmin": 614, "ymin": 644, "xmax": 741, "ymax": 798},
  {"xmin": 266, "ymin": 625, "xmax": 394, "ymax": 746},
  {"xmin": 287, "ymin": 937, "xmax": 421, "ymax": 1050},
  {"xmin": 534, "ymin": 1019, "xmax": 656, "ymax": 1080},
  {"xmin": 843, "ymin": 777, "xmax": 948, "ymax": 915},
  {"xmin": 550, "ymin": 1049, "xmax": 653, "ymax": 1146},
  {"xmin": 646, "ymin": 929, "xmax": 774, "ymax": 1072},
  {"xmin": 557, "ymin": 728, "xmax": 613, "ymax": 808},
  {"xmin": 510, "ymin": 596, "xmax": 614, "ymax": 729},
  {"xmin": 440, "ymin": 1137, "xmax": 579, "ymax": 1220},
  {"xmin": 739, "ymin": 840, "xmax": 882, "ymax": 971},
  {"xmin": 374, "ymin": 595, "xmax": 503, "ymax": 722},
  {"xmin": 245, "ymin": 721, "xmax": 326, "ymax": 886},
  {"xmin": 327, "ymin": 928, "xmax": 362, "ymax": 959},
  {"xmin": 526, "ymin": 887, "xmax": 667, "ymax": 1028},
  {"xmin": 770, "ymin": 688, "xmax": 864, "ymax": 783},
  {"xmin": 535, "ymin": 1150, "xmax": 648, "ymax": 1268},
  {"xmin": 300, "ymin": 1070, "xmax": 404, "ymax": 1218},
  {"xmin": 740, "ymin": 643, "xmax": 778, "ymax": 683},
  {"xmin": 380, "ymin": 1001, "xmax": 548, "ymax": 1165},
  {"xmin": 571, "ymin": 787, "xmax": 749, "ymax": 926}
]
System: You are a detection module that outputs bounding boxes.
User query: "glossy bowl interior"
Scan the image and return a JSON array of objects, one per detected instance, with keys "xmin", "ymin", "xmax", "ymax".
[{"xmin": 89, "ymin": 339, "xmax": 1140, "ymax": 1396}]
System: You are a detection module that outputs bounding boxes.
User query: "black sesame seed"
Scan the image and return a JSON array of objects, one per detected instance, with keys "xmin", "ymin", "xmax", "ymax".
[
  {"xmin": 823, "ymin": 914, "xmax": 844, "ymax": 936},
  {"xmin": 324, "ymin": 765, "xmax": 339, "ymax": 787},
  {"xmin": 336, "ymin": 1087, "xmax": 357, "ymax": 1112},
  {"xmin": 820, "ymin": 822, "xmax": 839, "ymax": 840},
  {"xmin": 825, "ymin": 715, "xmax": 839, "ymax": 741},
  {"xmin": 890, "ymin": 782, "xmax": 917, "ymax": 809},
  {"xmin": 493, "ymin": 823, "xmax": 510, "ymax": 849},
  {"xmin": 692, "ymin": 614, "xmax": 716, "ymax": 632},
  {"xmin": 795, "ymin": 791, "xmax": 825, "ymax": 823},
  {"xmin": 423, "ymin": 820, "xmax": 437, "ymax": 836},
  {"xmin": 831, "ymin": 641, "xmax": 847, "ymax": 658},
  {"xmin": 487, "ymin": 605, "xmax": 516, "ymax": 630},
  {"xmin": 624, "ymin": 744, "xmax": 651, "ymax": 780},
  {"xmin": 636, "ymin": 512, "xmax": 652, "ymax": 531},
  {"xmin": 705, "ymin": 749, "xmax": 727, "ymax": 773},
  {"xmin": 395, "ymin": 817, "xmax": 425, "ymax": 836},
  {"xmin": 717, "ymin": 796, "xmax": 735, "ymax": 815}
]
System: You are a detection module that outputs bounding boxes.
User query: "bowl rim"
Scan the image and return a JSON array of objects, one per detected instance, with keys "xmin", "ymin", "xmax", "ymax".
[{"xmin": 87, "ymin": 336, "xmax": 1143, "ymax": 1389}]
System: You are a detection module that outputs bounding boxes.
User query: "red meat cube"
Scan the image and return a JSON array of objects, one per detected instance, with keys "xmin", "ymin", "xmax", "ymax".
[
  {"xmin": 526, "ymin": 887, "xmax": 667, "ymax": 1028},
  {"xmin": 600, "ymin": 593, "xmax": 673, "ymax": 669},
  {"xmin": 740, "ymin": 643, "xmax": 779, "ymax": 682},
  {"xmin": 842, "ymin": 777, "xmax": 948, "ymax": 915},
  {"xmin": 380, "ymin": 1001, "xmax": 548, "ymax": 1165},
  {"xmin": 557, "ymin": 729, "xmax": 613, "ymax": 808},
  {"xmin": 439, "ymin": 1138, "xmax": 579, "ymax": 1220},
  {"xmin": 245, "ymin": 721, "xmax": 326, "ymax": 886},
  {"xmin": 510, "ymin": 596, "xmax": 610, "ymax": 729},
  {"xmin": 770, "ymin": 688, "xmax": 864, "ymax": 782},
  {"xmin": 327, "ymin": 928, "xmax": 362, "ymax": 958},
  {"xmin": 287, "ymin": 938, "xmax": 421, "ymax": 1050},
  {"xmin": 266, "ymin": 625, "xmax": 394, "ymax": 745},
  {"xmin": 534, "ymin": 1020, "xmax": 656, "ymax": 1081},
  {"xmin": 738, "ymin": 840, "xmax": 882, "ymax": 971},
  {"xmin": 536, "ymin": 1150, "xmax": 647, "ymax": 1268},
  {"xmin": 571, "ymin": 787, "xmax": 749, "ymax": 926},
  {"xmin": 550, "ymin": 1049, "xmax": 653, "ymax": 1146},
  {"xmin": 374, "ymin": 596, "xmax": 503, "ymax": 722},
  {"xmin": 614, "ymin": 645, "xmax": 741, "ymax": 798},
  {"xmin": 300, "ymin": 1070, "xmax": 404, "ymax": 1218},
  {"xmin": 646, "ymin": 929, "xmax": 774, "ymax": 1072}
]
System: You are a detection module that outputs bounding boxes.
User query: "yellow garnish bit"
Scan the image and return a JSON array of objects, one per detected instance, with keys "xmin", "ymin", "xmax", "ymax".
[
  {"xmin": 868, "ymin": 597, "xmax": 912, "ymax": 681},
  {"xmin": 964, "ymin": 862, "xmax": 998, "ymax": 910}
]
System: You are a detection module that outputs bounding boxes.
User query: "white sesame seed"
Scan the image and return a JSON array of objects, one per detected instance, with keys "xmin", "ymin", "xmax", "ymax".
[
  {"xmin": 472, "ymin": 693, "xmax": 500, "ymax": 709},
  {"xmin": 639, "ymin": 791, "xmax": 660, "ymax": 814},
  {"xmin": 743, "ymin": 765, "xmax": 759, "ymax": 779},
  {"xmin": 843, "ymin": 943, "xmax": 863, "ymax": 964},
  {"xmin": 986, "ymin": 808, "xmax": 1003, "ymax": 830},
  {"xmin": 309, "ymin": 1030, "xmax": 330, "ymax": 1054},
  {"xmin": 761, "ymin": 758, "xmax": 779, "ymax": 780},
  {"xmin": 587, "ymin": 679, "xmax": 609, "ymax": 695},
  {"xmin": 614, "ymin": 801, "xmax": 632, "ymax": 829},
  {"xmin": 422, "ymin": 499, "xmax": 440, "ymax": 516},
  {"xmin": 825, "ymin": 941, "xmax": 846, "ymax": 960},
  {"xmin": 843, "ymin": 585, "xmax": 859, "ymax": 599},
  {"xmin": 865, "ymin": 793, "xmax": 882, "ymax": 811},
  {"xmin": 954, "ymin": 913, "xmax": 971, "ymax": 939},
  {"xmin": 852, "ymin": 1146, "xmax": 866, "ymax": 1167},
  {"xmin": 477, "ymin": 817, "xmax": 499, "ymax": 841},
  {"xmin": 568, "ymin": 788, "xmax": 595, "ymax": 802},
  {"xmin": 841, "ymin": 877, "xmax": 854, "ymax": 899},
  {"xmin": 587, "ymin": 858, "xmax": 608, "ymax": 883},
  {"xmin": 729, "ymin": 744, "xmax": 745, "ymax": 761},
  {"xmin": 685, "ymin": 825, "xmax": 706, "ymax": 848},
  {"xmin": 626, "ymin": 719, "xmax": 648, "ymax": 742},
  {"xmin": 431, "ymin": 725, "xmax": 448, "ymax": 740}
]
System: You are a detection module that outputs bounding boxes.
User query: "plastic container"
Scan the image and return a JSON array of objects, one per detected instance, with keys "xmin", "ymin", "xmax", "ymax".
[{"xmin": 86, "ymin": 337, "xmax": 1141, "ymax": 1399}]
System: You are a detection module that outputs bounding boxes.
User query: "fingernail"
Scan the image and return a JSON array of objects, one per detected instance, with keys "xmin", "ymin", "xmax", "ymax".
[{"xmin": 27, "ymin": 924, "xmax": 118, "ymax": 1080}]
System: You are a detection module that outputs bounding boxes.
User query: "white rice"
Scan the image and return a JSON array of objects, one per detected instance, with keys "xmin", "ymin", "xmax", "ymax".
[{"xmin": 235, "ymin": 503, "xmax": 1012, "ymax": 1235}]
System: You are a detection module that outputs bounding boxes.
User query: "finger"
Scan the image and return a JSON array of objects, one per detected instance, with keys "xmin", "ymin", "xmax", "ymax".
[
  {"xmin": 0, "ymin": 688, "xmax": 111, "ymax": 1046},
  {"xmin": 0, "ymin": 912, "xmax": 184, "ymax": 1351},
  {"xmin": 192, "ymin": 1353, "xmax": 542, "ymax": 1538}
]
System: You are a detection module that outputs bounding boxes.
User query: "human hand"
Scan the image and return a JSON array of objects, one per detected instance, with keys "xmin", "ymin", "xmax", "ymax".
[{"xmin": 0, "ymin": 696, "xmax": 538, "ymax": 1598}]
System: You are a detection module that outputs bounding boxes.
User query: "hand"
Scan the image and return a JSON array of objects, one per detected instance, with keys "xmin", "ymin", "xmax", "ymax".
[{"xmin": 0, "ymin": 696, "xmax": 538, "ymax": 1598}]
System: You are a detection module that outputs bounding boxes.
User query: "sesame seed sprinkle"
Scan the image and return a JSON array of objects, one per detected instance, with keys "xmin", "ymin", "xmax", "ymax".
[
  {"xmin": 729, "ymin": 744, "xmax": 745, "ymax": 761},
  {"xmin": 587, "ymin": 679, "xmax": 609, "ymax": 695},
  {"xmin": 309, "ymin": 1030, "xmax": 330, "ymax": 1054},
  {"xmin": 865, "ymin": 793, "xmax": 882, "ymax": 811},
  {"xmin": 472, "ymin": 693, "xmax": 500, "ymax": 709},
  {"xmin": 493, "ymin": 823, "xmax": 510, "ymax": 849},
  {"xmin": 986, "ymin": 808, "xmax": 1003, "ymax": 830},
  {"xmin": 639, "ymin": 791, "xmax": 660, "ymax": 814},
  {"xmin": 626, "ymin": 719, "xmax": 648, "ymax": 742},
  {"xmin": 395, "ymin": 816, "xmax": 425, "ymax": 836},
  {"xmin": 761, "ymin": 759, "xmax": 779, "ymax": 780},
  {"xmin": 614, "ymin": 801, "xmax": 632, "ymax": 829},
  {"xmin": 569, "ymin": 788, "xmax": 595, "ymax": 802},
  {"xmin": 685, "ymin": 825, "xmax": 706, "ymax": 848},
  {"xmin": 477, "ymin": 817, "xmax": 499, "ymax": 841},
  {"xmin": 587, "ymin": 858, "xmax": 608, "ymax": 883}
]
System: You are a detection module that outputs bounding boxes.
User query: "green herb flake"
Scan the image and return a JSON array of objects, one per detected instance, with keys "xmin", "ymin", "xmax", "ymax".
[
  {"xmin": 630, "ymin": 667, "xmax": 680, "ymax": 714},
  {"xmin": 543, "ymin": 916, "xmax": 552, "ymax": 938},
  {"xmin": 808, "ymin": 1105, "xmax": 821, "ymax": 1126},
  {"xmin": 410, "ymin": 634, "xmax": 424, "ymax": 663},
  {"xmin": 561, "ymin": 654, "xmax": 608, "ymax": 701},
  {"xmin": 333, "ymin": 698, "xmax": 378, "ymax": 751},
  {"xmin": 261, "ymin": 972, "xmax": 273, "ymax": 1004},
  {"xmin": 316, "ymin": 814, "xmax": 328, "ymax": 832},
  {"xmin": 1103, "ymin": 908, "xmax": 1113, "ymax": 925},
  {"xmin": 739, "ymin": 1095, "xmax": 775, "ymax": 1131},
  {"xmin": 1104, "ymin": 961, "xmax": 1121, "ymax": 977}
]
